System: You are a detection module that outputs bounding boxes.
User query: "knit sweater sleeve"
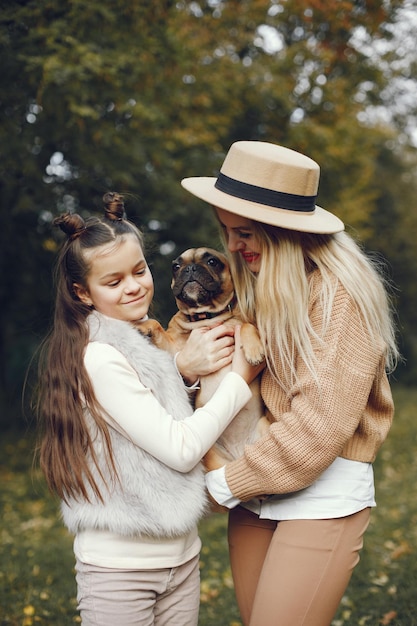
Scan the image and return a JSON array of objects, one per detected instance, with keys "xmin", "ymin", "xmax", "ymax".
[
  {"xmin": 84, "ymin": 342, "xmax": 252, "ymax": 473},
  {"xmin": 225, "ymin": 281, "xmax": 393, "ymax": 501}
]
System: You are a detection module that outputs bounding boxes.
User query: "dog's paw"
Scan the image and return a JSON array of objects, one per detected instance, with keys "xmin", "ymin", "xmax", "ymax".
[
  {"xmin": 244, "ymin": 347, "xmax": 265, "ymax": 366},
  {"xmin": 240, "ymin": 323, "xmax": 265, "ymax": 365},
  {"xmin": 134, "ymin": 319, "xmax": 164, "ymax": 340}
]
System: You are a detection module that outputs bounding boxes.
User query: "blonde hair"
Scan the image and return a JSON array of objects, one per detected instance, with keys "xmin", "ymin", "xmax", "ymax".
[{"xmin": 222, "ymin": 224, "xmax": 399, "ymax": 389}]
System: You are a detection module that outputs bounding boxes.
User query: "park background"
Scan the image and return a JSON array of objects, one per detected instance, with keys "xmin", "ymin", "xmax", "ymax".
[{"xmin": 1, "ymin": 1, "xmax": 417, "ymax": 624}]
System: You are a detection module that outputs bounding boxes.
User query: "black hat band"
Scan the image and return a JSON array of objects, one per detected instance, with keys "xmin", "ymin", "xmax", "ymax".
[{"xmin": 215, "ymin": 173, "xmax": 316, "ymax": 213}]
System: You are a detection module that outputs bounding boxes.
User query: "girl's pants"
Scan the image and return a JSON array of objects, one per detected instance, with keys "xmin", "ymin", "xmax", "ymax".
[
  {"xmin": 75, "ymin": 554, "xmax": 200, "ymax": 626},
  {"xmin": 228, "ymin": 505, "xmax": 371, "ymax": 626}
]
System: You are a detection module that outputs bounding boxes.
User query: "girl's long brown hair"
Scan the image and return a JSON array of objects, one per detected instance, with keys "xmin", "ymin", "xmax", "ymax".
[{"xmin": 36, "ymin": 193, "xmax": 145, "ymax": 503}]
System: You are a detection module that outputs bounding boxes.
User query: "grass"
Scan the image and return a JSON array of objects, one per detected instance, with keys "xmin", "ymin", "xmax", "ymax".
[{"xmin": 0, "ymin": 385, "xmax": 416, "ymax": 625}]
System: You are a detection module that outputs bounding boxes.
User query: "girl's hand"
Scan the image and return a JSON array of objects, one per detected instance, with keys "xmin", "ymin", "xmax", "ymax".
[
  {"xmin": 231, "ymin": 325, "xmax": 265, "ymax": 384},
  {"xmin": 176, "ymin": 323, "xmax": 235, "ymax": 382}
]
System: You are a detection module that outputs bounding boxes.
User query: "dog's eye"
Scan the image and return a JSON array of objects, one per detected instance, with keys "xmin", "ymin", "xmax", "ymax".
[
  {"xmin": 207, "ymin": 257, "xmax": 219, "ymax": 267},
  {"xmin": 172, "ymin": 262, "xmax": 181, "ymax": 273}
]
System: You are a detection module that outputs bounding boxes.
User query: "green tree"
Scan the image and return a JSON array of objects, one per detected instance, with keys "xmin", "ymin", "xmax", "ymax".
[{"xmin": 0, "ymin": 0, "xmax": 416, "ymax": 424}]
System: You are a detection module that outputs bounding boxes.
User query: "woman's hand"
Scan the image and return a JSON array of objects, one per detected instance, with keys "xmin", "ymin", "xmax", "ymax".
[
  {"xmin": 231, "ymin": 325, "xmax": 265, "ymax": 384},
  {"xmin": 175, "ymin": 324, "xmax": 235, "ymax": 383}
]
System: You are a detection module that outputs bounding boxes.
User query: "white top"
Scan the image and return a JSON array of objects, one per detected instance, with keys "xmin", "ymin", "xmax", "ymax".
[
  {"xmin": 205, "ymin": 457, "xmax": 375, "ymax": 520},
  {"xmin": 74, "ymin": 527, "xmax": 201, "ymax": 570},
  {"xmin": 74, "ymin": 341, "xmax": 252, "ymax": 569}
]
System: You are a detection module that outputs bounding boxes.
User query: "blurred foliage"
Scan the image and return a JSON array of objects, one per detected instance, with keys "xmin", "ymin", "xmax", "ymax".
[
  {"xmin": 0, "ymin": 0, "xmax": 416, "ymax": 427},
  {"xmin": 0, "ymin": 385, "xmax": 416, "ymax": 624}
]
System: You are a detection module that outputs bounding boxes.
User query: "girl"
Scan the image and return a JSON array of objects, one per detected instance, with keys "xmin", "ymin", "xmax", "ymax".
[
  {"xmin": 181, "ymin": 141, "xmax": 399, "ymax": 626},
  {"xmin": 36, "ymin": 192, "xmax": 262, "ymax": 626}
]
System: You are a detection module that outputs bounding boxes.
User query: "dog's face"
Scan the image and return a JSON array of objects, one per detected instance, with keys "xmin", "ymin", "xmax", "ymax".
[{"xmin": 171, "ymin": 247, "xmax": 234, "ymax": 314}]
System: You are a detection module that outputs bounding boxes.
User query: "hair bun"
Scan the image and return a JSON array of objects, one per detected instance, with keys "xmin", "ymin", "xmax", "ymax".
[
  {"xmin": 53, "ymin": 213, "xmax": 86, "ymax": 240},
  {"xmin": 103, "ymin": 191, "xmax": 126, "ymax": 222}
]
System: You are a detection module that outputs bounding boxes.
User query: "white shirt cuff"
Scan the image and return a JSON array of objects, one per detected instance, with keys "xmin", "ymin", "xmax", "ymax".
[{"xmin": 205, "ymin": 466, "xmax": 241, "ymax": 509}]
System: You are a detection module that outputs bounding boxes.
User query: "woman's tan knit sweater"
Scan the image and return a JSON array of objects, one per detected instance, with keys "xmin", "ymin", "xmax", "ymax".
[{"xmin": 225, "ymin": 273, "xmax": 394, "ymax": 502}]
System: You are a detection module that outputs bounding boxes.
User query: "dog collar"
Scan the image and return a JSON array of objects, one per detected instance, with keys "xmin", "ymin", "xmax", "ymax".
[{"xmin": 185, "ymin": 295, "xmax": 237, "ymax": 323}]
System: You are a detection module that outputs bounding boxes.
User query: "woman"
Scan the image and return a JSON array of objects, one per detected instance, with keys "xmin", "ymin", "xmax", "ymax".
[{"xmin": 181, "ymin": 141, "xmax": 399, "ymax": 626}]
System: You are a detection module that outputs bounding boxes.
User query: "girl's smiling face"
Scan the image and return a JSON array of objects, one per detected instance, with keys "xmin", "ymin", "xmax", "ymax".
[
  {"xmin": 74, "ymin": 235, "xmax": 154, "ymax": 322},
  {"xmin": 215, "ymin": 207, "xmax": 262, "ymax": 273}
]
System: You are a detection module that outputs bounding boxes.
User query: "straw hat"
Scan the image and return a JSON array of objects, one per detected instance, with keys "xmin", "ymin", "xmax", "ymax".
[{"xmin": 181, "ymin": 141, "xmax": 344, "ymax": 234}]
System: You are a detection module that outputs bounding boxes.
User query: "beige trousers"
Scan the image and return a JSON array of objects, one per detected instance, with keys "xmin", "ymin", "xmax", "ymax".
[
  {"xmin": 75, "ymin": 554, "xmax": 200, "ymax": 626},
  {"xmin": 228, "ymin": 505, "xmax": 371, "ymax": 626}
]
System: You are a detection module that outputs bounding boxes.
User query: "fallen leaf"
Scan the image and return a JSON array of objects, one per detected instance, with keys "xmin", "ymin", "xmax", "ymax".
[
  {"xmin": 391, "ymin": 541, "xmax": 412, "ymax": 559},
  {"xmin": 380, "ymin": 610, "xmax": 397, "ymax": 625},
  {"xmin": 23, "ymin": 606, "xmax": 35, "ymax": 616}
]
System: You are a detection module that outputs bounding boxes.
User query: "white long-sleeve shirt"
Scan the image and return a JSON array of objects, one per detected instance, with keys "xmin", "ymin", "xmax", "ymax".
[{"xmin": 74, "ymin": 341, "xmax": 252, "ymax": 569}]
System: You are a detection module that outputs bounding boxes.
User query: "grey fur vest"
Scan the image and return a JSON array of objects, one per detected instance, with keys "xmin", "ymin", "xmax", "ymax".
[{"xmin": 61, "ymin": 311, "xmax": 207, "ymax": 538}]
